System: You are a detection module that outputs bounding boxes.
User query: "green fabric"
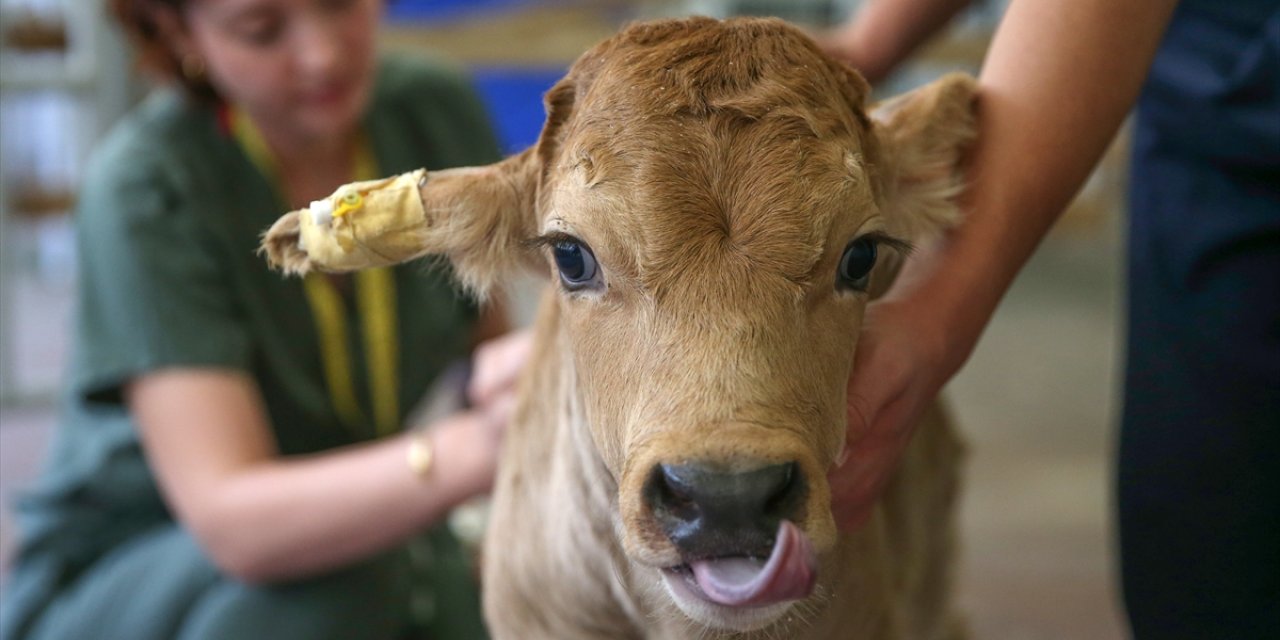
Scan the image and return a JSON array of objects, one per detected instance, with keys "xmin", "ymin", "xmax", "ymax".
[
  {"xmin": 20, "ymin": 524, "xmax": 414, "ymax": 640},
  {"xmin": 1, "ymin": 55, "xmax": 501, "ymax": 640}
]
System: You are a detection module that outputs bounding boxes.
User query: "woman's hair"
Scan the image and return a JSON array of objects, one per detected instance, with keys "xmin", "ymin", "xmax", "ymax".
[{"xmin": 109, "ymin": 0, "xmax": 219, "ymax": 101}]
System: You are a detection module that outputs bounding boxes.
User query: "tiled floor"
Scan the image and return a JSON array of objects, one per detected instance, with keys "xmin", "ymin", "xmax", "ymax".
[{"xmin": 0, "ymin": 221, "xmax": 1130, "ymax": 636}]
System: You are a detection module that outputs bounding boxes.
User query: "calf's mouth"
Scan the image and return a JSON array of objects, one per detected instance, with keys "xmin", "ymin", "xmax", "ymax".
[
  {"xmin": 661, "ymin": 520, "xmax": 817, "ymax": 608},
  {"xmin": 643, "ymin": 461, "xmax": 818, "ymax": 609}
]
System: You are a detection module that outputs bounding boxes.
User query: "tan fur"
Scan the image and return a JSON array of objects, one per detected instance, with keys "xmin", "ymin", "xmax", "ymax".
[{"xmin": 262, "ymin": 16, "xmax": 978, "ymax": 639}]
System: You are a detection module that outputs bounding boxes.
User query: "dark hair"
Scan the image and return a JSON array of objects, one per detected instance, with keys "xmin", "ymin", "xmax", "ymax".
[{"xmin": 109, "ymin": 0, "xmax": 219, "ymax": 102}]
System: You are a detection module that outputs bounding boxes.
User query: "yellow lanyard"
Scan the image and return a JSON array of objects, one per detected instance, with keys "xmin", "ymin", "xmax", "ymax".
[{"xmin": 230, "ymin": 108, "xmax": 400, "ymax": 438}]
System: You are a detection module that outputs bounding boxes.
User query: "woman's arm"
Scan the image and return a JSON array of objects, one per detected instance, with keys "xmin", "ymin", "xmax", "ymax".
[
  {"xmin": 128, "ymin": 369, "xmax": 504, "ymax": 584},
  {"xmin": 821, "ymin": 0, "xmax": 976, "ymax": 84},
  {"xmin": 830, "ymin": 0, "xmax": 1180, "ymax": 530}
]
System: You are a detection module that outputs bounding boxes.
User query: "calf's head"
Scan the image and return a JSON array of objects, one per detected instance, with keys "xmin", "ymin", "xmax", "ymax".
[{"xmin": 265, "ymin": 16, "xmax": 975, "ymax": 633}]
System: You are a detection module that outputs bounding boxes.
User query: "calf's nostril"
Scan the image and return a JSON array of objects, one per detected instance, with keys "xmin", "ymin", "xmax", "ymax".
[
  {"xmin": 645, "ymin": 461, "xmax": 807, "ymax": 558},
  {"xmin": 652, "ymin": 465, "xmax": 701, "ymax": 521},
  {"xmin": 764, "ymin": 462, "xmax": 806, "ymax": 519}
]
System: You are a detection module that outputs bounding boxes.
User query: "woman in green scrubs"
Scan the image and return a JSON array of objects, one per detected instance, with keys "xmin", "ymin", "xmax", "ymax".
[{"xmin": 0, "ymin": 1, "xmax": 518, "ymax": 638}]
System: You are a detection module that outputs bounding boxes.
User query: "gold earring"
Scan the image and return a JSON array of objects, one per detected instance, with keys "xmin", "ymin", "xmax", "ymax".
[{"xmin": 181, "ymin": 52, "xmax": 206, "ymax": 80}]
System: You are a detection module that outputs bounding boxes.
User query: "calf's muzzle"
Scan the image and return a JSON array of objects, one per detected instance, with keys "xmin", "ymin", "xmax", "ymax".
[{"xmin": 645, "ymin": 462, "xmax": 807, "ymax": 560}]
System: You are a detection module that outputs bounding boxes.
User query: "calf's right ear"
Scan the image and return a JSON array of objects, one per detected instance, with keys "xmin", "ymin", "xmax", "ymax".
[{"xmin": 261, "ymin": 148, "xmax": 541, "ymax": 299}]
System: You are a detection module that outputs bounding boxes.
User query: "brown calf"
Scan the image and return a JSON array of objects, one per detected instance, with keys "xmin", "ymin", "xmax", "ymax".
[{"xmin": 264, "ymin": 16, "xmax": 976, "ymax": 639}]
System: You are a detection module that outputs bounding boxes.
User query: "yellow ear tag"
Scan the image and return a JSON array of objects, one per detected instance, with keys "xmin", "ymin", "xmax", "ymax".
[{"xmin": 333, "ymin": 192, "xmax": 365, "ymax": 218}]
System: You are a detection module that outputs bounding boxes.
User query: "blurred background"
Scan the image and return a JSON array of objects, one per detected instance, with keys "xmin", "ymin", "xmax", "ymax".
[{"xmin": 0, "ymin": 0, "xmax": 1130, "ymax": 637}]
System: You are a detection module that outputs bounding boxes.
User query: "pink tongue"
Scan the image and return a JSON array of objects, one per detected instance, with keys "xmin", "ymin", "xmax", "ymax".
[{"xmin": 689, "ymin": 521, "xmax": 817, "ymax": 607}]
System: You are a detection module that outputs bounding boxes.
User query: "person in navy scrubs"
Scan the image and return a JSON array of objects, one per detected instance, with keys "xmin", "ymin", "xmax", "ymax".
[{"xmin": 821, "ymin": 1, "xmax": 1278, "ymax": 637}]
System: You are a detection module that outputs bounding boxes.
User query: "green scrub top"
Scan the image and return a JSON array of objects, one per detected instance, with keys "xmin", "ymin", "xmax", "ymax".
[{"xmin": 6, "ymin": 55, "xmax": 501, "ymax": 638}]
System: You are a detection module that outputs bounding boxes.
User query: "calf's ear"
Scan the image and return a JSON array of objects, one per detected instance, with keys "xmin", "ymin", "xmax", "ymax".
[
  {"xmin": 871, "ymin": 73, "xmax": 978, "ymax": 240},
  {"xmin": 407, "ymin": 149, "xmax": 542, "ymax": 296},
  {"xmin": 260, "ymin": 147, "xmax": 541, "ymax": 299},
  {"xmin": 262, "ymin": 77, "xmax": 587, "ymax": 299}
]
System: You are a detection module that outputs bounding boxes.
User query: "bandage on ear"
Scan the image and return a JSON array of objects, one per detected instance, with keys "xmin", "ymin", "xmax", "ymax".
[{"xmin": 294, "ymin": 169, "xmax": 429, "ymax": 271}]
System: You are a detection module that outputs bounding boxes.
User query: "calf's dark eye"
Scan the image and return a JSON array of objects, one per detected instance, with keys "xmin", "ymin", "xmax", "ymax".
[
  {"xmin": 553, "ymin": 240, "xmax": 599, "ymax": 289},
  {"xmin": 837, "ymin": 237, "xmax": 878, "ymax": 291}
]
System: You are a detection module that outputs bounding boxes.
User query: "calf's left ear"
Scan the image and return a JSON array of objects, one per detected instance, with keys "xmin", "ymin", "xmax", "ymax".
[
  {"xmin": 261, "ymin": 148, "xmax": 541, "ymax": 298},
  {"xmin": 870, "ymin": 73, "xmax": 978, "ymax": 240}
]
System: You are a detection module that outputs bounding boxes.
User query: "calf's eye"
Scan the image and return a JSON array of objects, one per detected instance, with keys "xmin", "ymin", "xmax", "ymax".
[
  {"xmin": 837, "ymin": 237, "xmax": 878, "ymax": 292},
  {"xmin": 553, "ymin": 240, "xmax": 600, "ymax": 290}
]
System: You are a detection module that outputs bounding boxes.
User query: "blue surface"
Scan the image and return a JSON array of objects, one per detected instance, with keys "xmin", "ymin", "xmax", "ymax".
[
  {"xmin": 469, "ymin": 66, "xmax": 565, "ymax": 155},
  {"xmin": 384, "ymin": 3, "xmax": 565, "ymax": 154},
  {"xmin": 386, "ymin": 0, "xmax": 539, "ymax": 23}
]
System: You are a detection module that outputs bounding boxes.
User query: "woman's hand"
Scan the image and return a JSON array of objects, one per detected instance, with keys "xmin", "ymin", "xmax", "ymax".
[
  {"xmin": 468, "ymin": 328, "xmax": 533, "ymax": 422},
  {"xmin": 827, "ymin": 239, "xmax": 978, "ymax": 532},
  {"xmin": 428, "ymin": 410, "xmax": 507, "ymax": 497},
  {"xmin": 828, "ymin": 296, "xmax": 953, "ymax": 531},
  {"xmin": 813, "ymin": 0, "xmax": 978, "ymax": 86},
  {"xmin": 435, "ymin": 329, "xmax": 535, "ymax": 494}
]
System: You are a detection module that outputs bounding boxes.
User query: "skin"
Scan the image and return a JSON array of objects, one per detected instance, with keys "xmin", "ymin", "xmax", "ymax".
[
  {"xmin": 822, "ymin": 0, "xmax": 1181, "ymax": 531},
  {"xmin": 819, "ymin": 0, "xmax": 975, "ymax": 85},
  {"xmin": 127, "ymin": 0, "xmax": 522, "ymax": 583}
]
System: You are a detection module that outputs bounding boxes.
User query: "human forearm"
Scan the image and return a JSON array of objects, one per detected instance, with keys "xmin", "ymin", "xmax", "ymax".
[
  {"xmin": 827, "ymin": 0, "xmax": 974, "ymax": 84},
  {"xmin": 830, "ymin": 0, "xmax": 1177, "ymax": 530},
  {"xmin": 130, "ymin": 370, "xmax": 499, "ymax": 584},
  {"xmin": 907, "ymin": 0, "xmax": 1178, "ymax": 375},
  {"xmin": 194, "ymin": 416, "xmax": 490, "ymax": 583}
]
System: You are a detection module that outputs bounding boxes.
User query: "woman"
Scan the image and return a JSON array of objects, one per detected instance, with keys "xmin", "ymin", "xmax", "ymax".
[{"xmin": 0, "ymin": 1, "xmax": 521, "ymax": 638}]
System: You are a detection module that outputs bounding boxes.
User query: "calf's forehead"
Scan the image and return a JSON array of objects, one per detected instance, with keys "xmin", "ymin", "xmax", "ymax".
[
  {"xmin": 538, "ymin": 18, "xmax": 884, "ymax": 289},
  {"xmin": 565, "ymin": 17, "xmax": 872, "ymax": 138},
  {"xmin": 548, "ymin": 113, "xmax": 880, "ymax": 293}
]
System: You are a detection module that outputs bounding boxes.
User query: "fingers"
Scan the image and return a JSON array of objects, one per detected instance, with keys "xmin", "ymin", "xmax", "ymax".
[
  {"xmin": 832, "ymin": 501, "xmax": 875, "ymax": 532},
  {"xmin": 431, "ymin": 329, "xmax": 533, "ymax": 498},
  {"xmin": 830, "ymin": 389, "xmax": 917, "ymax": 532},
  {"xmin": 467, "ymin": 329, "xmax": 534, "ymax": 407},
  {"xmin": 435, "ymin": 410, "xmax": 503, "ymax": 496},
  {"xmin": 827, "ymin": 455, "xmax": 880, "ymax": 531},
  {"xmin": 828, "ymin": 442, "xmax": 898, "ymax": 531}
]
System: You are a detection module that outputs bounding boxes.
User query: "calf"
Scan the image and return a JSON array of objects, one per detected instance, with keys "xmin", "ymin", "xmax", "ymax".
[{"xmin": 265, "ymin": 16, "xmax": 976, "ymax": 639}]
